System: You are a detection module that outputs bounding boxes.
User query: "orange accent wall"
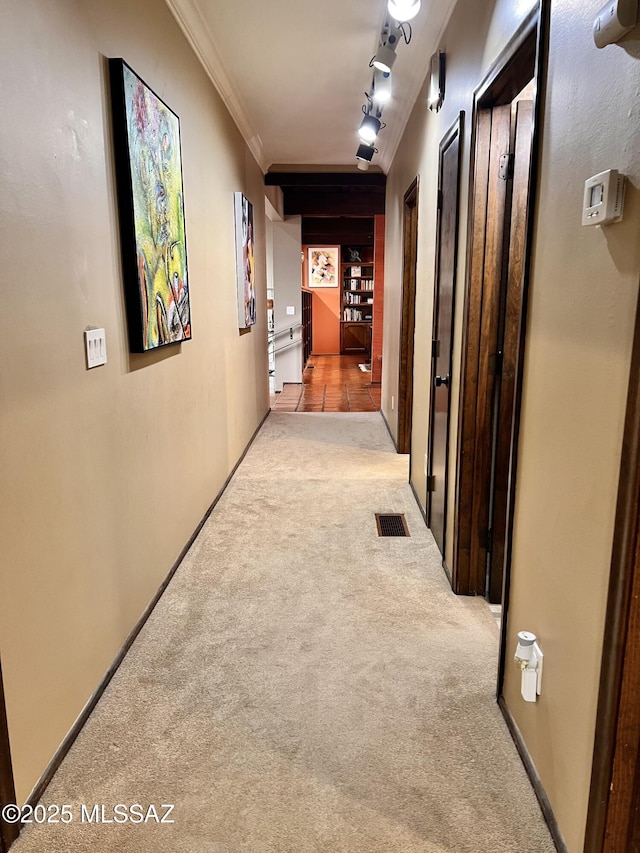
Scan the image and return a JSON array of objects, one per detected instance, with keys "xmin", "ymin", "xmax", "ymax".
[{"xmin": 302, "ymin": 245, "xmax": 341, "ymax": 355}]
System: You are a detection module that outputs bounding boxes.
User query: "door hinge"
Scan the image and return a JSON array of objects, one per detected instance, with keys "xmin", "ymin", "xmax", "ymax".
[
  {"xmin": 498, "ymin": 152, "xmax": 513, "ymax": 181},
  {"xmin": 489, "ymin": 350, "xmax": 503, "ymax": 375},
  {"xmin": 437, "ymin": 188, "xmax": 443, "ymax": 210},
  {"xmin": 432, "ymin": 339, "xmax": 440, "ymax": 358},
  {"xmin": 427, "ymin": 475, "xmax": 436, "ymax": 492},
  {"xmin": 481, "ymin": 527, "xmax": 493, "ymax": 552}
]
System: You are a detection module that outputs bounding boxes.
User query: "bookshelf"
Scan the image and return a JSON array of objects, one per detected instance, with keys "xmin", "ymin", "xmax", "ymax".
[{"xmin": 340, "ymin": 246, "xmax": 374, "ymax": 356}]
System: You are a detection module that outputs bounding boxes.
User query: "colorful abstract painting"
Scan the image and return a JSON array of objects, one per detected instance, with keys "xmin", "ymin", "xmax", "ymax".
[
  {"xmin": 234, "ymin": 193, "xmax": 256, "ymax": 329},
  {"xmin": 109, "ymin": 59, "xmax": 191, "ymax": 352},
  {"xmin": 308, "ymin": 247, "xmax": 339, "ymax": 287}
]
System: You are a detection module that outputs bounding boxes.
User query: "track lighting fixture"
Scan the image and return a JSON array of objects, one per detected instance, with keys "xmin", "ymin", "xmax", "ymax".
[
  {"xmin": 356, "ymin": 142, "xmax": 376, "ymax": 163},
  {"xmin": 371, "ymin": 25, "xmax": 401, "ymax": 73},
  {"xmin": 371, "ymin": 24, "xmax": 411, "ymax": 74},
  {"xmin": 358, "ymin": 110, "xmax": 384, "ymax": 144},
  {"xmin": 372, "ymin": 68, "xmax": 392, "ymax": 105},
  {"xmin": 387, "ymin": 0, "xmax": 421, "ymax": 22},
  {"xmin": 372, "ymin": 41, "xmax": 397, "ymax": 74},
  {"xmin": 352, "ymin": 10, "xmax": 418, "ymax": 164}
]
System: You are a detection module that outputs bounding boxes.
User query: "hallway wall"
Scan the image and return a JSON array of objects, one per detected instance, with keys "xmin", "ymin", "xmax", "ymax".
[
  {"xmin": 0, "ymin": 0, "xmax": 268, "ymax": 802},
  {"xmin": 382, "ymin": 0, "xmax": 640, "ymax": 849},
  {"xmin": 272, "ymin": 217, "xmax": 303, "ymax": 390}
]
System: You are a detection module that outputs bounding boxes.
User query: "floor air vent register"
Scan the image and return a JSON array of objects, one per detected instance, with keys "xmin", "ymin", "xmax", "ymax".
[{"xmin": 375, "ymin": 513, "xmax": 410, "ymax": 537}]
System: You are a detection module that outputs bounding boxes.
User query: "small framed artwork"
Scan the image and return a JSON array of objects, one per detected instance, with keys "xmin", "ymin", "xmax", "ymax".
[
  {"xmin": 234, "ymin": 193, "xmax": 256, "ymax": 329},
  {"xmin": 109, "ymin": 58, "xmax": 191, "ymax": 352},
  {"xmin": 308, "ymin": 247, "xmax": 339, "ymax": 288}
]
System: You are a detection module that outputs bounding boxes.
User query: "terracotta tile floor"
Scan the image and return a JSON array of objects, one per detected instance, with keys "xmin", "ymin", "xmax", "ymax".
[{"xmin": 271, "ymin": 355, "xmax": 381, "ymax": 413}]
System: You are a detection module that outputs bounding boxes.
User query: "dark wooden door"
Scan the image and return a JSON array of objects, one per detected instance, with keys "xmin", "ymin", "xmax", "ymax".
[
  {"xmin": 471, "ymin": 102, "xmax": 514, "ymax": 595},
  {"xmin": 427, "ymin": 114, "xmax": 464, "ymax": 558},
  {"xmin": 454, "ymin": 84, "xmax": 535, "ymax": 599},
  {"xmin": 397, "ymin": 179, "xmax": 419, "ymax": 454},
  {"xmin": 0, "ymin": 660, "xmax": 18, "ymax": 852},
  {"xmin": 585, "ymin": 298, "xmax": 640, "ymax": 852},
  {"xmin": 486, "ymin": 100, "xmax": 534, "ymax": 602}
]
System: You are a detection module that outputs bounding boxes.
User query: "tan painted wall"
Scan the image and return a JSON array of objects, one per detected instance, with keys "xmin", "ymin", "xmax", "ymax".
[
  {"xmin": 502, "ymin": 2, "xmax": 640, "ymax": 848},
  {"xmin": 0, "ymin": 0, "xmax": 268, "ymax": 802},
  {"xmin": 383, "ymin": 0, "xmax": 640, "ymax": 848}
]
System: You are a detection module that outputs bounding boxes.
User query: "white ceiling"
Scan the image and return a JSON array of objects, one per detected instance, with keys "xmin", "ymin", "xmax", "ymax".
[{"xmin": 166, "ymin": 0, "xmax": 456, "ymax": 173}]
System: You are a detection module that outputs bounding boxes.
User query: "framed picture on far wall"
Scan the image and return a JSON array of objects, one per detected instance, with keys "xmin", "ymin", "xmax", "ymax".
[
  {"xmin": 308, "ymin": 247, "xmax": 339, "ymax": 288},
  {"xmin": 234, "ymin": 192, "xmax": 256, "ymax": 329},
  {"xmin": 109, "ymin": 58, "xmax": 191, "ymax": 352}
]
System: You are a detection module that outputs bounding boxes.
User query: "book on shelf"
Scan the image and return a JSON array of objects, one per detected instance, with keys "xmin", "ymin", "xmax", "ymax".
[{"xmin": 343, "ymin": 307, "xmax": 372, "ymax": 321}]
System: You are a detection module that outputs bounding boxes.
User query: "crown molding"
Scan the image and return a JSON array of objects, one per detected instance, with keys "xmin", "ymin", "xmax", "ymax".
[{"xmin": 165, "ymin": 0, "xmax": 267, "ymax": 172}]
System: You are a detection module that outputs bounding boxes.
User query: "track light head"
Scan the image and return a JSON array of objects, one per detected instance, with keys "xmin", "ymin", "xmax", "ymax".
[
  {"xmin": 372, "ymin": 68, "xmax": 392, "ymax": 104},
  {"xmin": 372, "ymin": 42, "xmax": 397, "ymax": 73},
  {"xmin": 358, "ymin": 113, "xmax": 382, "ymax": 144},
  {"xmin": 372, "ymin": 26, "xmax": 402, "ymax": 73},
  {"xmin": 356, "ymin": 142, "xmax": 376, "ymax": 163},
  {"xmin": 387, "ymin": 0, "xmax": 421, "ymax": 21}
]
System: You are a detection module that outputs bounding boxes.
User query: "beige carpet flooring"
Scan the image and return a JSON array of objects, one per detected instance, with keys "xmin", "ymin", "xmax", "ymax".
[{"xmin": 12, "ymin": 412, "xmax": 555, "ymax": 852}]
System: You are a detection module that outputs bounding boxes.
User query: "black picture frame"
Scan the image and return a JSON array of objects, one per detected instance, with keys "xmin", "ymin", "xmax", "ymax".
[{"xmin": 109, "ymin": 58, "xmax": 191, "ymax": 352}]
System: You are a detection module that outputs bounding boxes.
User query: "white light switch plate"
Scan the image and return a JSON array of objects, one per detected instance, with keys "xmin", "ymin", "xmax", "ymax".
[
  {"xmin": 286, "ymin": 306, "xmax": 295, "ymax": 315},
  {"xmin": 85, "ymin": 328, "xmax": 107, "ymax": 369}
]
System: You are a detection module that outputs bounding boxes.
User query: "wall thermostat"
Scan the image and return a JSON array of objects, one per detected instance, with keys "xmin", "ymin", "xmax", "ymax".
[
  {"xmin": 582, "ymin": 169, "xmax": 626, "ymax": 226},
  {"xmin": 593, "ymin": 0, "xmax": 638, "ymax": 48}
]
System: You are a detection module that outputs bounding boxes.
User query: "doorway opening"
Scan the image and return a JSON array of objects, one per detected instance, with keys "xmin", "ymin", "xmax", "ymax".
[
  {"xmin": 270, "ymin": 354, "xmax": 382, "ymax": 412},
  {"xmin": 585, "ymin": 298, "xmax": 640, "ymax": 850},
  {"xmin": 0, "ymin": 660, "xmax": 18, "ymax": 853},
  {"xmin": 397, "ymin": 178, "xmax": 419, "ymax": 454},
  {"xmin": 426, "ymin": 112, "xmax": 464, "ymax": 569},
  {"xmin": 452, "ymin": 11, "xmax": 541, "ymax": 612},
  {"xmin": 263, "ymin": 172, "xmax": 386, "ymax": 408}
]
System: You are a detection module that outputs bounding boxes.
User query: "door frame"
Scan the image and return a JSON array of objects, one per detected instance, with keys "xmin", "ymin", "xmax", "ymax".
[
  {"xmin": 397, "ymin": 177, "xmax": 419, "ymax": 454},
  {"xmin": 585, "ymin": 296, "xmax": 640, "ymax": 851},
  {"xmin": 0, "ymin": 660, "xmax": 18, "ymax": 852},
  {"xmin": 452, "ymin": 4, "xmax": 542, "ymax": 599},
  {"xmin": 426, "ymin": 112, "xmax": 464, "ymax": 569}
]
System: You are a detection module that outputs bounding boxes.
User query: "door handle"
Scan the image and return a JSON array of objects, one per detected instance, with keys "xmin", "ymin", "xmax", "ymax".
[{"xmin": 435, "ymin": 374, "xmax": 449, "ymax": 387}]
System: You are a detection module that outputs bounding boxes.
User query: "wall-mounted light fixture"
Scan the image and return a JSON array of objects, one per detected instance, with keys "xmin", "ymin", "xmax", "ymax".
[{"xmin": 427, "ymin": 51, "xmax": 446, "ymax": 112}]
